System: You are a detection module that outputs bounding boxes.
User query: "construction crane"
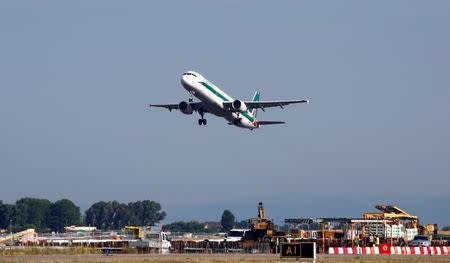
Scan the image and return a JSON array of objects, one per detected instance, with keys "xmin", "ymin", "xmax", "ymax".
[
  {"xmin": 242, "ymin": 202, "xmax": 286, "ymax": 253},
  {"xmin": 248, "ymin": 202, "xmax": 274, "ymax": 236}
]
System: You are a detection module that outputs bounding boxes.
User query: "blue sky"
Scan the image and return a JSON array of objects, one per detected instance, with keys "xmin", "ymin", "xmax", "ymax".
[{"xmin": 0, "ymin": 1, "xmax": 449, "ymax": 226}]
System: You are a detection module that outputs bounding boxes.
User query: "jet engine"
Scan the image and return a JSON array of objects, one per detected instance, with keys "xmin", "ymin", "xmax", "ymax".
[
  {"xmin": 232, "ymin": 99, "xmax": 248, "ymax": 113},
  {"xmin": 178, "ymin": 101, "xmax": 193, "ymax": 115}
]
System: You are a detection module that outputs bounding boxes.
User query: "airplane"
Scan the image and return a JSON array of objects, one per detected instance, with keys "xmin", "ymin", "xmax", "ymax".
[{"xmin": 149, "ymin": 71, "xmax": 309, "ymax": 130}]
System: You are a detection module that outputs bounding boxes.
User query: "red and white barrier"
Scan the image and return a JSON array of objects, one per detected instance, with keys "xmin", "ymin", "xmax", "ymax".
[{"xmin": 328, "ymin": 246, "xmax": 450, "ymax": 255}]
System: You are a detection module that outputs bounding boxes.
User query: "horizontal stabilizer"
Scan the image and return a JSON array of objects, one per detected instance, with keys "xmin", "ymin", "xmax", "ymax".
[{"xmin": 257, "ymin": 121, "xmax": 286, "ymax": 125}]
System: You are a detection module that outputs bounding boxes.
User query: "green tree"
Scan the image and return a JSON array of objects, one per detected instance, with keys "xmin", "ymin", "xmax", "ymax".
[
  {"xmin": 234, "ymin": 220, "xmax": 249, "ymax": 229},
  {"xmin": 85, "ymin": 201, "xmax": 118, "ymax": 230},
  {"xmin": 129, "ymin": 200, "xmax": 166, "ymax": 226},
  {"xmin": 221, "ymin": 209, "xmax": 235, "ymax": 232},
  {"xmin": 442, "ymin": 226, "xmax": 450, "ymax": 231},
  {"xmin": 0, "ymin": 201, "xmax": 15, "ymax": 229},
  {"xmin": 114, "ymin": 203, "xmax": 133, "ymax": 229},
  {"xmin": 85, "ymin": 200, "xmax": 166, "ymax": 230},
  {"xmin": 15, "ymin": 198, "xmax": 51, "ymax": 232},
  {"xmin": 163, "ymin": 221, "xmax": 206, "ymax": 233},
  {"xmin": 47, "ymin": 199, "xmax": 82, "ymax": 232}
]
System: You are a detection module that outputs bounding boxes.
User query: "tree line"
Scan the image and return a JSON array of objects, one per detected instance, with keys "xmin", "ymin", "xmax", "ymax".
[
  {"xmin": 0, "ymin": 198, "xmax": 165, "ymax": 233},
  {"xmin": 163, "ymin": 221, "xmax": 215, "ymax": 233},
  {"xmin": 163, "ymin": 209, "xmax": 249, "ymax": 233},
  {"xmin": 0, "ymin": 198, "xmax": 81, "ymax": 233},
  {"xmin": 84, "ymin": 200, "xmax": 166, "ymax": 230},
  {"xmin": 0, "ymin": 199, "xmax": 245, "ymax": 234}
]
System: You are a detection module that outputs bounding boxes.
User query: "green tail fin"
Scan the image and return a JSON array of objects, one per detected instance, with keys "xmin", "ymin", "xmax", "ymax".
[{"xmin": 249, "ymin": 91, "xmax": 260, "ymax": 118}]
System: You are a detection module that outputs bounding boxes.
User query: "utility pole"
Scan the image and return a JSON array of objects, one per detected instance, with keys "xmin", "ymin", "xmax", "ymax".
[
  {"xmin": 322, "ymin": 222, "xmax": 325, "ymax": 254},
  {"xmin": 9, "ymin": 219, "xmax": 13, "ymax": 247}
]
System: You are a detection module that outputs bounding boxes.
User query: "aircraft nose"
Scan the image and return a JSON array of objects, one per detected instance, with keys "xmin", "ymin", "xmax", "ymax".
[
  {"xmin": 181, "ymin": 75, "xmax": 190, "ymax": 86},
  {"xmin": 181, "ymin": 72, "xmax": 197, "ymax": 85}
]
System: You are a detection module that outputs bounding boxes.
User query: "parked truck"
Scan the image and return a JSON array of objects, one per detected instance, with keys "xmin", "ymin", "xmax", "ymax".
[{"xmin": 124, "ymin": 226, "xmax": 171, "ymax": 253}]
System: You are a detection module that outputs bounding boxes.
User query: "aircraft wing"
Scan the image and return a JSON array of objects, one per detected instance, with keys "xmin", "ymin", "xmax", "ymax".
[
  {"xmin": 149, "ymin": 103, "xmax": 179, "ymax": 111},
  {"xmin": 149, "ymin": 102, "xmax": 204, "ymax": 112},
  {"xmin": 223, "ymin": 99, "xmax": 309, "ymax": 111}
]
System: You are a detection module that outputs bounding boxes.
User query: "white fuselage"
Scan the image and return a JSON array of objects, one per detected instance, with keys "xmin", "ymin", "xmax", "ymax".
[{"xmin": 181, "ymin": 71, "xmax": 258, "ymax": 129}]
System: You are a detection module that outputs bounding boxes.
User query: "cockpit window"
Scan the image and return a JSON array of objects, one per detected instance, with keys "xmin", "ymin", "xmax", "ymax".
[{"xmin": 183, "ymin": 72, "xmax": 197, "ymax": 77}]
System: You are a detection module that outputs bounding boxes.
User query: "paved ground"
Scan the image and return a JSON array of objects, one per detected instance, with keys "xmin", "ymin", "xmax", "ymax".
[{"xmin": 1, "ymin": 254, "xmax": 450, "ymax": 263}]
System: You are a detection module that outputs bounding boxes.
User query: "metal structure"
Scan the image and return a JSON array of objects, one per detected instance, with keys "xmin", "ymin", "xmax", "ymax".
[{"xmin": 363, "ymin": 205, "xmax": 418, "ymax": 228}]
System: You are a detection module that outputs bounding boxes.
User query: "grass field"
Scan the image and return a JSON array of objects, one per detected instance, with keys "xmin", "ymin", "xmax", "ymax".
[
  {"xmin": 1, "ymin": 254, "xmax": 450, "ymax": 263},
  {"xmin": 0, "ymin": 247, "xmax": 100, "ymax": 256}
]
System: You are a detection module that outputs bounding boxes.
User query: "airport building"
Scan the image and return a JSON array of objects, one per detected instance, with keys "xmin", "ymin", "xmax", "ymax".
[{"xmin": 1, "ymin": 203, "xmax": 449, "ymax": 256}]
